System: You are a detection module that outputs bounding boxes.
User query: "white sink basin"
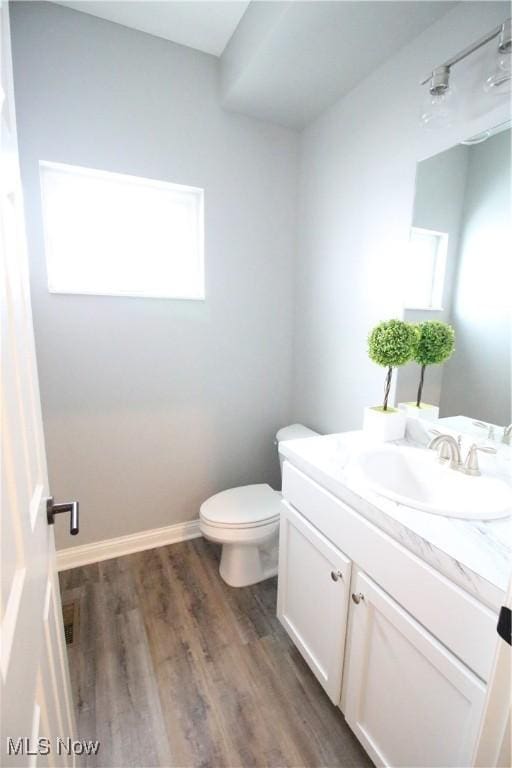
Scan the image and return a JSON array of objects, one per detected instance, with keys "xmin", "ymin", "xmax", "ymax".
[{"xmin": 348, "ymin": 444, "xmax": 512, "ymax": 520}]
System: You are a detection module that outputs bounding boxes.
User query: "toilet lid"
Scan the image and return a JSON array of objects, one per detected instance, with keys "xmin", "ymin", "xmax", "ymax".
[{"xmin": 200, "ymin": 484, "xmax": 282, "ymax": 528}]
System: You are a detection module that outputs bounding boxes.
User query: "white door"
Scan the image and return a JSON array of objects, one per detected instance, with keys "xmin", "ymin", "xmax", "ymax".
[
  {"xmin": 277, "ymin": 501, "xmax": 351, "ymax": 704},
  {"xmin": 343, "ymin": 569, "xmax": 487, "ymax": 768},
  {"xmin": 1, "ymin": 3, "xmax": 76, "ymax": 766}
]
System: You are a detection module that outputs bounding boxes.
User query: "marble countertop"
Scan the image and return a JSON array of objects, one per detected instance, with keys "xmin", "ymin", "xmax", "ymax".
[{"xmin": 279, "ymin": 425, "xmax": 512, "ymax": 613}]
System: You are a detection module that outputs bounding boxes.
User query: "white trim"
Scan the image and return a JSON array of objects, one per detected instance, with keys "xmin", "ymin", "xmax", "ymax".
[
  {"xmin": 47, "ymin": 288, "xmax": 205, "ymax": 301},
  {"xmin": 39, "ymin": 159, "xmax": 204, "ymax": 196},
  {"xmin": 56, "ymin": 519, "xmax": 202, "ymax": 571}
]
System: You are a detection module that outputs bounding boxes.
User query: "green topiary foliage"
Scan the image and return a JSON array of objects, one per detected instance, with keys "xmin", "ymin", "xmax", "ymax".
[
  {"xmin": 368, "ymin": 319, "xmax": 418, "ymax": 368},
  {"xmin": 414, "ymin": 321, "xmax": 455, "ymax": 366},
  {"xmin": 368, "ymin": 320, "xmax": 417, "ymax": 410},
  {"xmin": 413, "ymin": 321, "xmax": 455, "ymax": 407}
]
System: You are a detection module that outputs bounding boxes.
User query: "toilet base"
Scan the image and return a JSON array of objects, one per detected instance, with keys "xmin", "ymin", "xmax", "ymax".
[{"xmin": 219, "ymin": 541, "xmax": 278, "ymax": 588}]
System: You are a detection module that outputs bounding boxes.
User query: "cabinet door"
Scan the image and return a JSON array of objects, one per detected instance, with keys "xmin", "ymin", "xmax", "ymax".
[
  {"xmin": 343, "ymin": 570, "xmax": 487, "ymax": 768},
  {"xmin": 277, "ymin": 501, "xmax": 351, "ymax": 704}
]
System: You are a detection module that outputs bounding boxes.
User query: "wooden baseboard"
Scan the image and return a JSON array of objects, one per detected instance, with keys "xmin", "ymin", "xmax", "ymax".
[{"xmin": 56, "ymin": 519, "xmax": 202, "ymax": 571}]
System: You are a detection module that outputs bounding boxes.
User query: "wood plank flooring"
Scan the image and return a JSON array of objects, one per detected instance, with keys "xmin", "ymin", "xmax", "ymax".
[{"xmin": 59, "ymin": 538, "xmax": 372, "ymax": 768}]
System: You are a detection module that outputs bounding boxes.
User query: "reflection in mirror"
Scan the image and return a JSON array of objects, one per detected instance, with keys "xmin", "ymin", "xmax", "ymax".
[{"xmin": 396, "ymin": 125, "xmax": 511, "ymax": 440}]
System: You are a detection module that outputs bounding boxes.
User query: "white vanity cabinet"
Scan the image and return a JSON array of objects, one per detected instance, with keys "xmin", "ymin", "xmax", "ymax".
[
  {"xmin": 277, "ymin": 502, "xmax": 351, "ymax": 704},
  {"xmin": 278, "ymin": 460, "xmax": 498, "ymax": 768},
  {"xmin": 343, "ymin": 569, "xmax": 486, "ymax": 768}
]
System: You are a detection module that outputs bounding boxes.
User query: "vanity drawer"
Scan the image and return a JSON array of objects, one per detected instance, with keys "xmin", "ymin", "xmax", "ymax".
[{"xmin": 282, "ymin": 461, "xmax": 498, "ymax": 682}]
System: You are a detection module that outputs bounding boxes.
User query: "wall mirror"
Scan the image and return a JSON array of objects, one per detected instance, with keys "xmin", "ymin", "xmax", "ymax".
[{"xmin": 396, "ymin": 121, "xmax": 511, "ymax": 444}]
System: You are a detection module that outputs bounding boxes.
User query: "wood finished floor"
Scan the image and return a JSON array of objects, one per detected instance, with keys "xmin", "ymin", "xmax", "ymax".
[{"xmin": 59, "ymin": 538, "xmax": 372, "ymax": 768}]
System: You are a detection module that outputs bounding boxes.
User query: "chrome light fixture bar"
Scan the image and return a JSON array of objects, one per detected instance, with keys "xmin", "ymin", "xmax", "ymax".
[
  {"xmin": 421, "ymin": 18, "xmax": 511, "ymax": 93},
  {"xmin": 420, "ymin": 18, "xmax": 511, "ymax": 128}
]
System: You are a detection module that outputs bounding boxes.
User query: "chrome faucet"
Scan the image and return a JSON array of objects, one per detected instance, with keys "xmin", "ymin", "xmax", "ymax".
[
  {"xmin": 428, "ymin": 431, "xmax": 496, "ymax": 475},
  {"xmin": 428, "ymin": 433, "xmax": 462, "ymax": 469}
]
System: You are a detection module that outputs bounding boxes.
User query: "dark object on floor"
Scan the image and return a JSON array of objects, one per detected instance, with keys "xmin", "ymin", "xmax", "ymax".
[{"xmin": 62, "ymin": 600, "xmax": 79, "ymax": 646}]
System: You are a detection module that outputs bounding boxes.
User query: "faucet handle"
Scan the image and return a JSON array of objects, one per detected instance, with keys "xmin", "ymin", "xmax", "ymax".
[
  {"xmin": 477, "ymin": 445, "xmax": 497, "ymax": 454},
  {"xmin": 473, "ymin": 421, "xmax": 497, "ymax": 439},
  {"xmin": 464, "ymin": 443, "xmax": 497, "ymax": 476}
]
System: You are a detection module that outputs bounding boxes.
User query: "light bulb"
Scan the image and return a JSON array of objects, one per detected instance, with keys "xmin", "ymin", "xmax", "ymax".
[
  {"xmin": 420, "ymin": 83, "xmax": 457, "ymax": 129},
  {"xmin": 483, "ymin": 51, "xmax": 511, "ymax": 93},
  {"xmin": 484, "ymin": 19, "xmax": 511, "ymax": 94}
]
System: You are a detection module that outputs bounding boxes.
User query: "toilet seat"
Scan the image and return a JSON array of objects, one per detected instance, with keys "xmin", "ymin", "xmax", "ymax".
[
  {"xmin": 200, "ymin": 484, "xmax": 282, "ymax": 530},
  {"xmin": 199, "ymin": 484, "xmax": 282, "ymax": 588}
]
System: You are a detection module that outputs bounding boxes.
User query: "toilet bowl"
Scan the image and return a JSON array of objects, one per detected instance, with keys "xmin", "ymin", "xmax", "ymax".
[{"xmin": 199, "ymin": 424, "xmax": 318, "ymax": 587}]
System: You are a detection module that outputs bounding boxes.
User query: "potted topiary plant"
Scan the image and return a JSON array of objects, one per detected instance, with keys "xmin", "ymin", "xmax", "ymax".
[
  {"xmin": 365, "ymin": 319, "xmax": 417, "ymax": 440},
  {"xmin": 400, "ymin": 320, "xmax": 455, "ymax": 420}
]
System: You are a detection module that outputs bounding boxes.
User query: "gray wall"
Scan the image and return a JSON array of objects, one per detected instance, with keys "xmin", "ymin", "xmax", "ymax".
[
  {"xmin": 292, "ymin": 1, "xmax": 510, "ymax": 433},
  {"xmin": 441, "ymin": 130, "xmax": 512, "ymax": 424},
  {"xmin": 395, "ymin": 145, "xmax": 469, "ymax": 408},
  {"xmin": 11, "ymin": 2, "xmax": 298, "ymax": 549}
]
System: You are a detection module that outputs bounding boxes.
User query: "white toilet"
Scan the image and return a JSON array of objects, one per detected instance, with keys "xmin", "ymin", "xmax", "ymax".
[{"xmin": 200, "ymin": 424, "xmax": 318, "ymax": 587}]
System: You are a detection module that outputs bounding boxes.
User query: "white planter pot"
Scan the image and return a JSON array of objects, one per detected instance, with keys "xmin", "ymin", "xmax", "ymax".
[
  {"xmin": 363, "ymin": 406, "xmax": 406, "ymax": 442},
  {"xmin": 399, "ymin": 402, "xmax": 439, "ymax": 422}
]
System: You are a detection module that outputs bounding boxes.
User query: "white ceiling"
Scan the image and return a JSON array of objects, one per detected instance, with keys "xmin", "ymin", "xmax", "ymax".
[
  {"xmin": 221, "ymin": 1, "xmax": 459, "ymax": 128},
  {"xmin": 51, "ymin": 0, "xmax": 459, "ymax": 129},
  {"xmin": 53, "ymin": 1, "xmax": 250, "ymax": 56}
]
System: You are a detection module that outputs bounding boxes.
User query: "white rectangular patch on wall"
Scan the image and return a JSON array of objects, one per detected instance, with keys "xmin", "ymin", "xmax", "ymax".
[{"xmin": 39, "ymin": 161, "xmax": 204, "ymax": 299}]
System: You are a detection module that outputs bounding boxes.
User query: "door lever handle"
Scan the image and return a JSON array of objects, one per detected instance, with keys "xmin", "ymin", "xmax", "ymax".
[{"xmin": 47, "ymin": 497, "xmax": 79, "ymax": 535}]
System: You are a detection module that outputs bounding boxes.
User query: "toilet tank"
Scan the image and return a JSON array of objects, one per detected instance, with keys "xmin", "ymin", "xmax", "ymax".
[{"xmin": 276, "ymin": 423, "xmax": 319, "ymax": 480}]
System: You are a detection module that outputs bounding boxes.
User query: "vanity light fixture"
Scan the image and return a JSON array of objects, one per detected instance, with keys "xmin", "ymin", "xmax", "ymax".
[{"xmin": 420, "ymin": 18, "xmax": 511, "ymax": 128}]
